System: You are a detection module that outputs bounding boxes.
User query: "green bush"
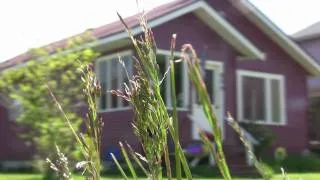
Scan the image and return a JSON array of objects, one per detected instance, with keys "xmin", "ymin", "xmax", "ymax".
[
  {"xmin": 263, "ymin": 153, "xmax": 320, "ymax": 172},
  {"xmin": 241, "ymin": 123, "xmax": 275, "ymax": 156},
  {"xmin": 274, "ymin": 146, "xmax": 287, "ymax": 163},
  {"xmin": 260, "ymin": 162, "xmax": 274, "ymax": 180},
  {"xmin": 282, "ymin": 153, "xmax": 320, "ymax": 172}
]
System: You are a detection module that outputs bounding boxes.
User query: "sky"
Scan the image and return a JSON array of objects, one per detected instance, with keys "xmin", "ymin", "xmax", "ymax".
[{"xmin": 1, "ymin": 0, "xmax": 320, "ymax": 62}]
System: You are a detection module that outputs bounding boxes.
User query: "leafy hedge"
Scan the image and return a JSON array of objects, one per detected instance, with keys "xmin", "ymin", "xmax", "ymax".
[{"xmin": 263, "ymin": 153, "xmax": 320, "ymax": 172}]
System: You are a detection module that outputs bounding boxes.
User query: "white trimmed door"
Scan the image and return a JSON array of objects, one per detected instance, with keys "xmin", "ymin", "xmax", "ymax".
[{"xmin": 190, "ymin": 61, "xmax": 224, "ymax": 140}]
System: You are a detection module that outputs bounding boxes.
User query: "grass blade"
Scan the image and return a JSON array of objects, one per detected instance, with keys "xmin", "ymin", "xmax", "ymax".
[
  {"xmin": 182, "ymin": 44, "xmax": 232, "ymax": 180},
  {"xmin": 164, "ymin": 142, "xmax": 172, "ymax": 180},
  {"xmin": 169, "ymin": 34, "xmax": 182, "ymax": 180},
  {"xmin": 126, "ymin": 143, "xmax": 149, "ymax": 177},
  {"xmin": 227, "ymin": 113, "xmax": 269, "ymax": 179},
  {"xmin": 119, "ymin": 142, "xmax": 137, "ymax": 179},
  {"xmin": 167, "ymin": 123, "xmax": 193, "ymax": 179},
  {"xmin": 110, "ymin": 153, "xmax": 129, "ymax": 180}
]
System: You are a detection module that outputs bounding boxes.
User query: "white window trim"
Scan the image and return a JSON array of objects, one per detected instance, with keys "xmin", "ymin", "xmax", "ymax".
[
  {"xmin": 96, "ymin": 49, "xmax": 190, "ymax": 112},
  {"xmin": 96, "ymin": 50, "xmax": 133, "ymax": 112},
  {"xmin": 207, "ymin": 61, "xmax": 225, "ymax": 139},
  {"xmin": 157, "ymin": 49, "xmax": 189, "ymax": 110},
  {"xmin": 236, "ymin": 70, "xmax": 286, "ymax": 126}
]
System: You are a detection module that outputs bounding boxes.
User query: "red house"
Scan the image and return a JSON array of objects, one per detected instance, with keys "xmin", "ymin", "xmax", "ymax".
[{"xmin": 1, "ymin": 0, "xmax": 320, "ymax": 168}]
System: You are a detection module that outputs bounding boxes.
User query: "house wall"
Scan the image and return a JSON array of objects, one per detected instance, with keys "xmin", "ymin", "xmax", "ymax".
[
  {"xmin": 207, "ymin": 0, "xmax": 309, "ymax": 153},
  {"xmin": 0, "ymin": 105, "xmax": 33, "ymax": 161},
  {"xmin": 297, "ymin": 38, "xmax": 320, "ymax": 97},
  {"xmin": 151, "ymin": 12, "xmax": 240, "ymax": 147},
  {"xmin": 98, "ymin": 110, "xmax": 191, "ymax": 157},
  {"xmin": 298, "ymin": 37, "xmax": 320, "ymax": 64},
  {"xmin": 152, "ymin": 6, "xmax": 309, "ymax": 153},
  {"xmin": 297, "ymin": 37, "xmax": 320, "ymax": 148},
  {"xmin": 97, "ymin": 12, "xmax": 225, "ymax": 153}
]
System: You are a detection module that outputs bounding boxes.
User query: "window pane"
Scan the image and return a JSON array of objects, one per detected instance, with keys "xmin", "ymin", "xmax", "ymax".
[
  {"xmin": 157, "ymin": 55, "xmax": 167, "ymax": 104},
  {"xmin": 122, "ymin": 56, "xmax": 132, "ymax": 107},
  {"xmin": 271, "ymin": 79, "xmax": 281, "ymax": 122},
  {"xmin": 98, "ymin": 61, "xmax": 108, "ymax": 110},
  {"xmin": 110, "ymin": 59, "xmax": 118, "ymax": 108},
  {"xmin": 242, "ymin": 76, "xmax": 266, "ymax": 122},
  {"xmin": 205, "ymin": 69, "xmax": 214, "ymax": 104},
  {"xmin": 174, "ymin": 60, "xmax": 183, "ymax": 107},
  {"xmin": 197, "ymin": 69, "xmax": 214, "ymax": 105}
]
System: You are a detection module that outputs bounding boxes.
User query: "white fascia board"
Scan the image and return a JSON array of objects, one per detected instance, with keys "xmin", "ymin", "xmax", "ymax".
[
  {"xmin": 92, "ymin": 1, "xmax": 265, "ymax": 60},
  {"xmin": 238, "ymin": 0, "xmax": 320, "ymax": 76}
]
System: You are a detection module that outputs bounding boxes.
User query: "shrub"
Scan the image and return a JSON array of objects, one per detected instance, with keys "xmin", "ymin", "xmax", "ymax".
[
  {"xmin": 241, "ymin": 123, "xmax": 275, "ymax": 156},
  {"xmin": 260, "ymin": 162, "xmax": 274, "ymax": 180},
  {"xmin": 282, "ymin": 153, "xmax": 320, "ymax": 172},
  {"xmin": 274, "ymin": 146, "xmax": 287, "ymax": 163},
  {"xmin": 263, "ymin": 153, "xmax": 320, "ymax": 172},
  {"xmin": 0, "ymin": 32, "xmax": 99, "ymax": 177}
]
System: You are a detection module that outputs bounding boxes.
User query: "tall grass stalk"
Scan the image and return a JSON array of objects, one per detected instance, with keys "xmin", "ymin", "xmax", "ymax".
[
  {"xmin": 169, "ymin": 34, "xmax": 182, "ymax": 180},
  {"xmin": 119, "ymin": 142, "xmax": 138, "ymax": 179},
  {"xmin": 114, "ymin": 13, "xmax": 192, "ymax": 179},
  {"xmin": 227, "ymin": 113, "xmax": 270, "ymax": 179},
  {"xmin": 181, "ymin": 44, "xmax": 232, "ymax": 180},
  {"xmin": 47, "ymin": 10, "xmax": 271, "ymax": 180},
  {"xmin": 49, "ymin": 64, "xmax": 103, "ymax": 179},
  {"xmin": 126, "ymin": 143, "xmax": 149, "ymax": 176},
  {"xmin": 115, "ymin": 14, "xmax": 169, "ymax": 180},
  {"xmin": 111, "ymin": 153, "xmax": 129, "ymax": 180},
  {"xmin": 46, "ymin": 145, "xmax": 73, "ymax": 180}
]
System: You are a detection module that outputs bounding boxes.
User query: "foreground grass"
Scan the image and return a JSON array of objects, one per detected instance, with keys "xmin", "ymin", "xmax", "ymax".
[
  {"xmin": 1, "ymin": 173, "xmax": 320, "ymax": 180},
  {"xmin": 273, "ymin": 173, "xmax": 320, "ymax": 180}
]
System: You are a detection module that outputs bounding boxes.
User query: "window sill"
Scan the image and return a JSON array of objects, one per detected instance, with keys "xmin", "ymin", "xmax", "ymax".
[
  {"xmin": 167, "ymin": 107, "xmax": 189, "ymax": 111},
  {"xmin": 98, "ymin": 107, "xmax": 190, "ymax": 113},
  {"xmin": 239, "ymin": 120, "xmax": 286, "ymax": 126},
  {"xmin": 98, "ymin": 107, "xmax": 132, "ymax": 113}
]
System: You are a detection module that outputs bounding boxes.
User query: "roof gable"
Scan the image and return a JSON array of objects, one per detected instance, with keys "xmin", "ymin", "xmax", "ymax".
[
  {"xmin": 92, "ymin": 0, "xmax": 265, "ymax": 60},
  {"xmin": 234, "ymin": 0, "xmax": 320, "ymax": 76}
]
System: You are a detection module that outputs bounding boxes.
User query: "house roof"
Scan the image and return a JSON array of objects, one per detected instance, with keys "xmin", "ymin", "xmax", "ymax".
[
  {"xmin": 0, "ymin": 0, "xmax": 265, "ymax": 70},
  {"xmin": 234, "ymin": 0, "xmax": 320, "ymax": 76},
  {"xmin": 292, "ymin": 21, "xmax": 320, "ymax": 41}
]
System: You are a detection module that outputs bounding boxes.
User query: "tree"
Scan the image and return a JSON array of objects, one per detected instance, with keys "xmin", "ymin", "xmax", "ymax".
[{"xmin": 0, "ymin": 32, "xmax": 99, "ymax": 176}]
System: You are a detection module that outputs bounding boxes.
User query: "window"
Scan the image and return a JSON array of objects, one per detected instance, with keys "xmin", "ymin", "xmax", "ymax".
[
  {"xmin": 156, "ymin": 52, "xmax": 189, "ymax": 108},
  {"xmin": 96, "ymin": 50, "xmax": 189, "ymax": 111},
  {"xmin": 237, "ymin": 70, "xmax": 286, "ymax": 125},
  {"xmin": 96, "ymin": 51, "xmax": 133, "ymax": 111},
  {"xmin": 9, "ymin": 100, "xmax": 23, "ymax": 121}
]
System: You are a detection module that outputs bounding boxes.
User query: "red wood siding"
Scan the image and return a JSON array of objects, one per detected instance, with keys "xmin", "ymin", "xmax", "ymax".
[
  {"xmin": 0, "ymin": 105, "xmax": 33, "ymax": 161},
  {"xmin": 207, "ymin": 0, "xmax": 309, "ymax": 153},
  {"xmin": 99, "ymin": 110, "xmax": 191, "ymax": 155}
]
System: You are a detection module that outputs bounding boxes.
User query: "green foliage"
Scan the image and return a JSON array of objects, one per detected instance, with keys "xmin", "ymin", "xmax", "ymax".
[
  {"xmin": 263, "ymin": 153, "xmax": 320, "ymax": 173},
  {"xmin": 113, "ymin": 14, "xmax": 192, "ymax": 180},
  {"xmin": 242, "ymin": 123, "xmax": 275, "ymax": 156},
  {"xmin": 48, "ymin": 63, "xmax": 103, "ymax": 179},
  {"xmin": 274, "ymin": 146, "xmax": 287, "ymax": 163},
  {"xmin": 0, "ymin": 33, "xmax": 99, "ymax": 174},
  {"xmin": 260, "ymin": 162, "xmax": 274, "ymax": 180},
  {"xmin": 182, "ymin": 44, "xmax": 231, "ymax": 180}
]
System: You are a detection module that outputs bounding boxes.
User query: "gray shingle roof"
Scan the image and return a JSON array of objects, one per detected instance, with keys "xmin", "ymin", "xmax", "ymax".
[{"xmin": 292, "ymin": 21, "xmax": 320, "ymax": 40}]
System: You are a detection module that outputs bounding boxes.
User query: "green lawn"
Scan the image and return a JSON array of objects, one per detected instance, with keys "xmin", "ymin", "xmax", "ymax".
[
  {"xmin": 1, "ymin": 173, "xmax": 320, "ymax": 180},
  {"xmin": 273, "ymin": 173, "xmax": 320, "ymax": 180}
]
